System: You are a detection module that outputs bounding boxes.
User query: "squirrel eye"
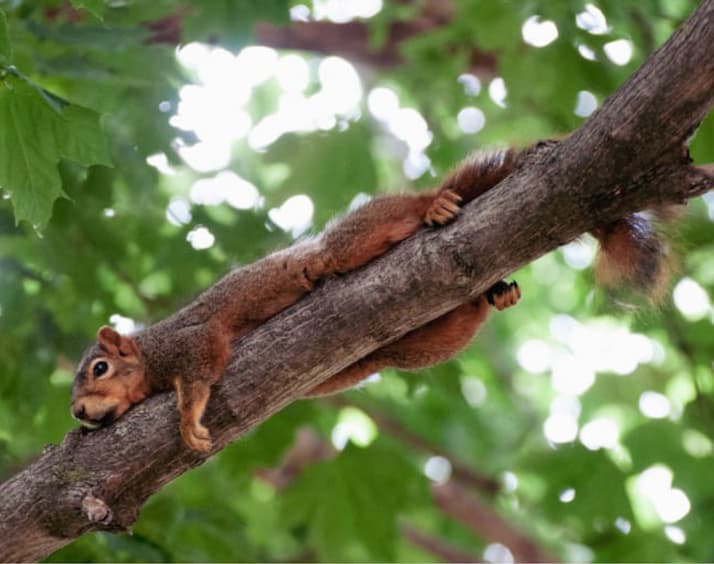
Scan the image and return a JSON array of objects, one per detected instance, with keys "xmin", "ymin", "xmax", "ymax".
[{"xmin": 93, "ymin": 361, "xmax": 109, "ymax": 378}]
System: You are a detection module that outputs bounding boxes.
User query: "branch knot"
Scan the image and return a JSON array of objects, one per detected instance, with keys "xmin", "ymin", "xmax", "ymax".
[{"xmin": 81, "ymin": 495, "xmax": 113, "ymax": 526}]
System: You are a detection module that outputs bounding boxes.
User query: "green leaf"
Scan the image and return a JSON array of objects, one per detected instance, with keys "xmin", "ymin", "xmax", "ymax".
[
  {"xmin": 184, "ymin": 0, "xmax": 290, "ymax": 44},
  {"xmin": 458, "ymin": 0, "xmax": 523, "ymax": 51},
  {"xmin": 0, "ymin": 9, "xmax": 11, "ymax": 63},
  {"xmin": 690, "ymin": 112, "xmax": 714, "ymax": 163},
  {"xmin": 0, "ymin": 77, "xmax": 111, "ymax": 227},
  {"xmin": 25, "ymin": 21, "xmax": 147, "ymax": 50},
  {"xmin": 0, "ymin": 80, "xmax": 65, "ymax": 228},
  {"xmin": 69, "ymin": 0, "xmax": 106, "ymax": 21},
  {"xmin": 519, "ymin": 444, "xmax": 633, "ymax": 528},
  {"xmin": 55, "ymin": 105, "xmax": 111, "ymax": 166},
  {"xmin": 281, "ymin": 441, "xmax": 426, "ymax": 561}
]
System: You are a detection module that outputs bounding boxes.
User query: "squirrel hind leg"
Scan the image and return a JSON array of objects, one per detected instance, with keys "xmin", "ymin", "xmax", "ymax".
[
  {"xmin": 319, "ymin": 194, "xmax": 433, "ymax": 274},
  {"xmin": 305, "ymin": 300, "xmax": 492, "ymax": 397}
]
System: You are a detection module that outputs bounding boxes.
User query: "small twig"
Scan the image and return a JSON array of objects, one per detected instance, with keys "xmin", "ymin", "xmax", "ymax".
[
  {"xmin": 695, "ymin": 163, "xmax": 714, "ymax": 177},
  {"xmin": 254, "ymin": 20, "xmax": 497, "ymax": 76},
  {"xmin": 324, "ymin": 396, "xmax": 501, "ymax": 494},
  {"xmin": 432, "ymin": 481, "xmax": 556, "ymax": 563},
  {"xmin": 254, "ymin": 427, "xmax": 512, "ymax": 564},
  {"xmin": 255, "ymin": 427, "xmax": 336, "ymax": 489},
  {"xmin": 400, "ymin": 523, "xmax": 482, "ymax": 563}
]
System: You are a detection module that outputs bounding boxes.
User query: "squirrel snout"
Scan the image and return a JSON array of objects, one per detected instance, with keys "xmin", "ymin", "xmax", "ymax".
[{"xmin": 72, "ymin": 403, "xmax": 86, "ymax": 421}]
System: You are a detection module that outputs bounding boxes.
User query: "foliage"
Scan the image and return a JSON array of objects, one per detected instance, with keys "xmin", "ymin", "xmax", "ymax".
[{"xmin": 0, "ymin": 0, "xmax": 712, "ymax": 562}]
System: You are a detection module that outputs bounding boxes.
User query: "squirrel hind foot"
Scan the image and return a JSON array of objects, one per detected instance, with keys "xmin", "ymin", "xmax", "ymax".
[
  {"xmin": 425, "ymin": 190, "xmax": 463, "ymax": 226},
  {"xmin": 486, "ymin": 280, "xmax": 521, "ymax": 310}
]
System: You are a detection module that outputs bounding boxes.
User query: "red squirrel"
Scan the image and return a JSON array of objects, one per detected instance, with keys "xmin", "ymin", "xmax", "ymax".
[{"xmin": 71, "ymin": 147, "xmax": 673, "ymax": 451}]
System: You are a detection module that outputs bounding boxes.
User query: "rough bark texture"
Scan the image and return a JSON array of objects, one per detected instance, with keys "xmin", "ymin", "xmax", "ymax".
[{"xmin": 1, "ymin": 1, "xmax": 713, "ymax": 561}]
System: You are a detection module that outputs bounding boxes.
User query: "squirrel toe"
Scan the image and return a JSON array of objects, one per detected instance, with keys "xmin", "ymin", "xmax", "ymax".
[
  {"xmin": 181, "ymin": 422, "xmax": 212, "ymax": 453},
  {"xmin": 425, "ymin": 190, "xmax": 462, "ymax": 226}
]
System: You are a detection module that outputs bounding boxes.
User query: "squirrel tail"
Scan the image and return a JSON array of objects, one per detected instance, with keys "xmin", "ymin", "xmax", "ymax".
[
  {"xmin": 590, "ymin": 208, "xmax": 680, "ymax": 303},
  {"xmin": 440, "ymin": 146, "xmax": 681, "ymax": 304}
]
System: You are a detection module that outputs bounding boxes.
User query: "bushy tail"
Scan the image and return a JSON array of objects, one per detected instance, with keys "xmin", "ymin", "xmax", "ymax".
[{"xmin": 591, "ymin": 208, "xmax": 680, "ymax": 303}]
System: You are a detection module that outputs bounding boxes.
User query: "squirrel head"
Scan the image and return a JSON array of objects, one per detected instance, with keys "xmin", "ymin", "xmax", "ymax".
[{"xmin": 71, "ymin": 326, "xmax": 149, "ymax": 429}]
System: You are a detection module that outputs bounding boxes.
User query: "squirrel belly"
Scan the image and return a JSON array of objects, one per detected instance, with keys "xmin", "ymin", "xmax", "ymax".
[{"xmin": 70, "ymin": 145, "xmax": 674, "ymax": 452}]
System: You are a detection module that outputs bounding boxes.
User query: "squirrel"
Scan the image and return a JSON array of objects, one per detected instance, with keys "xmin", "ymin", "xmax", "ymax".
[{"xmin": 71, "ymin": 146, "xmax": 674, "ymax": 452}]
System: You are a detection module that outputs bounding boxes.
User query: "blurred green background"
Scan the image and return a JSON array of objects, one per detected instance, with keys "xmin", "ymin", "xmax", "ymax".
[{"xmin": 1, "ymin": 0, "xmax": 713, "ymax": 561}]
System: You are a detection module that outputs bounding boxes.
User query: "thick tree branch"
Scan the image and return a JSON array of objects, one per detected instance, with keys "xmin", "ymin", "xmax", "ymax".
[{"xmin": 0, "ymin": 1, "xmax": 712, "ymax": 561}]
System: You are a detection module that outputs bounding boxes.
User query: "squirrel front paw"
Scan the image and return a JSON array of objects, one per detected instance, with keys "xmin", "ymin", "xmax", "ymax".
[
  {"xmin": 180, "ymin": 420, "xmax": 213, "ymax": 453},
  {"xmin": 486, "ymin": 280, "xmax": 521, "ymax": 311},
  {"xmin": 425, "ymin": 190, "xmax": 462, "ymax": 226}
]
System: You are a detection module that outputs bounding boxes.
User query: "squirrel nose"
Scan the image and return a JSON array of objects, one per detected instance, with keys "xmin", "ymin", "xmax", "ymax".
[{"xmin": 73, "ymin": 404, "xmax": 86, "ymax": 420}]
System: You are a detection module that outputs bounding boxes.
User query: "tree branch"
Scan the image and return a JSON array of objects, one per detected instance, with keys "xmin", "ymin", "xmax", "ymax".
[
  {"xmin": 254, "ymin": 427, "xmax": 531, "ymax": 562},
  {"xmin": 400, "ymin": 524, "xmax": 482, "ymax": 563},
  {"xmin": 695, "ymin": 163, "xmax": 714, "ymax": 177},
  {"xmin": 324, "ymin": 396, "xmax": 501, "ymax": 493},
  {"xmin": 253, "ymin": 0, "xmax": 498, "ymax": 76},
  {"xmin": 253, "ymin": 18, "xmax": 498, "ymax": 76},
  {"xmin": 432, "ymin": 481, "xmax": 555, "ymax": 562},
  {"xmin": 0, "ymin": 1, "xmax": 712, "ymax": 560}
]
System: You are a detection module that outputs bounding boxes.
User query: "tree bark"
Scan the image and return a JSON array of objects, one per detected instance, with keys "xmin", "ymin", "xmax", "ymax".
[{"xmin": 1, "ymin": 1, "xmax": 713, "ymax": 561}]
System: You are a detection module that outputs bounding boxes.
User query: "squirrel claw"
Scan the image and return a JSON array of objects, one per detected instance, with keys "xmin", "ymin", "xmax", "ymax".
[
  {"xmin": 486, "ymin": 280, "xmax": 521, "ymax": 311},
  {"xmin": 181, "ymin": 422, "xmax": 212, "ymax": 453},
  {"xmin": 425, "ymin": 190, "xmax": 462, "ymax": 226}
]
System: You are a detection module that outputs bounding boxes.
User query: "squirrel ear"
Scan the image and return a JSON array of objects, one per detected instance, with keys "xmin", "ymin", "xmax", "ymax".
[
  {"xmin": 97, "ymin": 326, "xmax": 137, "ymax": 357},
  {"xmin": 97, "ymin": 325, "xmax": 121, "ymax": 354}
]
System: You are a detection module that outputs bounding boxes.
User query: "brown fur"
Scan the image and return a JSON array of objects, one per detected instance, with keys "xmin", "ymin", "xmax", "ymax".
[
  {"xmin": 307, "ymin": 296, "xmax": 493, "ymax": 396},
  {"xmin": 71, "ymin": 149, "xmax": 518, "ymax": 452},
  {"xmin": 592, "ymin": 209, "xmax": 679, "ymax": 303},
  {"xmin": 71, "ymin": 145, "xmax": 671, "ymax": 452}
]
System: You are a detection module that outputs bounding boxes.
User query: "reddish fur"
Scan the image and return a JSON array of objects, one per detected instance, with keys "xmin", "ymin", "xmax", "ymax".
[
  {"xmin": 71, "ymin": 150, "xmax": 518, "ymax": 451},
  {"xmin": 306, "ymin": 298, "xmax": 492, "ymax": 396},
  {"xmin": 437, "ymin": 149, "xmax": 518, "ymax": 204},
  {"xmin": 72, "ymin": 144, "xmax": 672, "ymax": 452},
  {"xmin": 592, "ymin": 211, "xmax": 676, "ymax": 302}
]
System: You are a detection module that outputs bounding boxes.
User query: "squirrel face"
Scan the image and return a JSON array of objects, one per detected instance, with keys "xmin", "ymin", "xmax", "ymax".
[{"xmin": 71, "ymin": 326, "xmax": 149, "ymax": 429}]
